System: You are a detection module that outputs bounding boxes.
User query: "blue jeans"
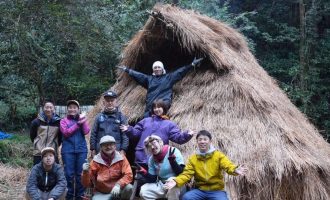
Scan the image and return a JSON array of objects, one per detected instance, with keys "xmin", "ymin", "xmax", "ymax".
[
  {"xmin": 182, "ymin": 189, "xmax": 228, "ymax": 200},
  {"xmin": 62, "ymin": 152, "xmax": 87, "ymax": 199}
]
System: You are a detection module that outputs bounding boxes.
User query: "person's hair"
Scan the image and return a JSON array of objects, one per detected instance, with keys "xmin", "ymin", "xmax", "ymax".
[
  {"xmin": 196, "ymin": 130, "xmax": 212, "ymax": 140},
  {"xmin": 43, "ymin": 99, "xmax": 55, "ymax": 106},
  {"xmin": 151, "ymin": 99, "xmax": 168, "ymax": 115},
  {"xmin": 143, "ymin": 135, "xmax": 164, "ymax": 154}
]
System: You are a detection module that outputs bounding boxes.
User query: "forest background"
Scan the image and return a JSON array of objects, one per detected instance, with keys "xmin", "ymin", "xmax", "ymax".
[{"xmin": 1, "ymin": 0, "xmax": 329, "ymax": 141}]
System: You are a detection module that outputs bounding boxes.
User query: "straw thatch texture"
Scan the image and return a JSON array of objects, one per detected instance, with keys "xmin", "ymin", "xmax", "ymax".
[{"xmin": 88, "ymin": 4, "xmax": 330, "ymax": 200}]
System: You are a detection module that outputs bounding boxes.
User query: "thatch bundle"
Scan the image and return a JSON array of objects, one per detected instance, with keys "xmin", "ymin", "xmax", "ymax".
[{"xmin": 88, "ymin": 4, "xmax": 330, "ymax": 200}]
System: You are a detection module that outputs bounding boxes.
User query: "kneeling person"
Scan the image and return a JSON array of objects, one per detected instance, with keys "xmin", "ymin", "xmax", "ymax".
[
  {"xmin": 26, "ymin": 147, "xmax": 67, "ymax": 200},
  {"xmin": 81, "ymin": 135, "xmax": 133, "ymax": 200},
  {"xmin": 139, "ymin": 135, "xmax": 185, "ymax": 200}
]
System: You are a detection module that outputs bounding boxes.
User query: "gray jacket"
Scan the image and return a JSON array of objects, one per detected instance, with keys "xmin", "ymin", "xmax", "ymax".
[{"xmin": 26, "ymin": 162, "xmax": 67, "ymax": 200}]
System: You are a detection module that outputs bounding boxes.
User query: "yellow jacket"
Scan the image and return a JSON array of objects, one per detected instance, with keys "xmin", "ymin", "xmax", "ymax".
[{"xmin": 174, "ymin": 149, "xmax": 237, "ymax": 191}]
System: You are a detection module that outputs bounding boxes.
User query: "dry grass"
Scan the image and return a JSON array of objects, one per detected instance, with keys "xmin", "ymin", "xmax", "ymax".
[
  {"xmin": 88, "ymin": 3, "xmax": 330, "ymax": 200},
  {"xmin": 0, "ymin": 163, "xmax": 28, "ymax": 199}
]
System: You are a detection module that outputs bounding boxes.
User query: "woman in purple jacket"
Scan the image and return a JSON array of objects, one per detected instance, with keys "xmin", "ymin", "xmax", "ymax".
[
  {"xmin": 60, "ymin": 100, "xmax": 90, "ymax": 200},
  {"xmin": 120, "ymin": 99, "xmax": 195, "ymax": 167}
]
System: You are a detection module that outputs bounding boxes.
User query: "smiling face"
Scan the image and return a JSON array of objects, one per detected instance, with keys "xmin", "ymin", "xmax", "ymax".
[
  {"xmin": 153, "ymin": 65, "xmax": 163, "ymax": 76},
  {"xmin": 43, "ymin": 102, "xmax": 55, "ymax": 119},
  {"xmin": 147, "ymin": 140, "xmax": 162, "ymax": 155},
  {"xmin": 197, "ymin": 135, "xmax": 211, "ymax": 153},
  {"xmin": 67, "ymin": 104, "xmax": 79, "ymax": 116},
  {"xmin": 42, "ymin": 152, "xmax": 55, "ymax": 167},
  {"xmin": 153, "ymin": 105, "xmax": 164, "ymax": 116},
  {"xmin": 101, "ymin": 142, "xmax": 116, "ymax": 156},
  {"xmin": 103, "ymin": 97, "xmax": 117, "ymax": 110}
]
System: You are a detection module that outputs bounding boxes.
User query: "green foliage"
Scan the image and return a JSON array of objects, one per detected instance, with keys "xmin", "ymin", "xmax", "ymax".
[{"xmin": 0, "ymin": 133, "xmax": 33, "ymax": 168}]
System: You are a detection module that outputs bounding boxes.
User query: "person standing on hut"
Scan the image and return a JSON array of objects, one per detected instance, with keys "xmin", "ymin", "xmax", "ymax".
[
  {"xmin": 60, "ymin": 100, "xmax": 90, "ymax": 200},
  {"xmin": 120, "ymin": 99, "xmax": 195, "ymax": 168},
  {"xmin": 81, "ymin": 135, "xmax": 133, "ymax": 200},
  {"xmin": 90, "ymin": 90, "xmax": 129, "ymax": 158},
  {"xmin": 26, "ymin": 147, "xmax": 67, "ymax": 200},
  {"xmin": 164, "ymin": 130, "xmax": 248, "ymax": 200},
  {"xmin": 138, "ymin": 135, "xmax": 186, "ymax": 200},
  {"xmin": 117, "ymin": 57, "xmax": 203, "ymax": 117},
  {"xmin": 30, "ymin": 100, "xmax": 62, "ymax": 165}
]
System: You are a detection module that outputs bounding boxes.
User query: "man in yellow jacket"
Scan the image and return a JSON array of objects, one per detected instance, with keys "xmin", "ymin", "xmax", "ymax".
[{"xmin": 164, "ymin": 130, "xmax": 248, "ymax": 200}]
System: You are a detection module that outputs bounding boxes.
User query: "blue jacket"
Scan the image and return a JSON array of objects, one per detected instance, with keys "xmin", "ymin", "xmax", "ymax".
[
  {"xmin": 90, "ymin": 108, "xmax": 129, "ymax": 153},
  {"xmin": 127, "ymin": 64, "xmax": 193, "ymax": 113},
  {"xmin": 60, "ymin": 115, "xmax": 90, "ymax": 153},
  {"xmin": 26, "ymin": 162, "xmax": 67, "ymax": 200}
]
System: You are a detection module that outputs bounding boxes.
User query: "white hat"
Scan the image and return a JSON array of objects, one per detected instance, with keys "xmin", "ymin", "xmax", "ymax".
[
  {"xmin": 100, "ymin": 135, "xmax": 116, "ymax": 145},
  {"xmin": 152, "ymin": 61, "xmax": 166, "ymax": 75}
]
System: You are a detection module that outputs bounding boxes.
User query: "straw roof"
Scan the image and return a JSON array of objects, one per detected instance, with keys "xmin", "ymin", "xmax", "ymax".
[{"xmin": 89, "ymin": 4, "xmax": 330, "ymax": 200}]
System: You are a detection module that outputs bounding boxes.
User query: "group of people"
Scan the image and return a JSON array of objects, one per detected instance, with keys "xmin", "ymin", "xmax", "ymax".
[{"xmin": 26, "ymin": 59, "xmax": 248, "ymax": 200}]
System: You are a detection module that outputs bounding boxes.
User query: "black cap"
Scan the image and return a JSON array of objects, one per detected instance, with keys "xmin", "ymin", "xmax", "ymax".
[{"xmin": 103, "ymin": 90, "xmax": 117, "ymax": 98}]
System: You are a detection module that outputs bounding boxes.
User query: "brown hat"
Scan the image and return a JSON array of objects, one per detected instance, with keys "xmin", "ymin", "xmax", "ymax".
[
  {"xmin": 41, "ymin": 147, "xmax": 56, "ymax": 157},
  {"xmin": 67, "ymin": 100, "xmax": 80, "ymax": 108}
]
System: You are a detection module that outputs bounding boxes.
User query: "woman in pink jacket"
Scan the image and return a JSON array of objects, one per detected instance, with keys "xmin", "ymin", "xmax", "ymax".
[{"xmin": 60, "ymin": 100, "xmax": 90, "ymax": 200}]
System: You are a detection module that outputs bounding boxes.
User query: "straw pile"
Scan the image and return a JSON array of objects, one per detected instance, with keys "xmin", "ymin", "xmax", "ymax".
[{"xmin": 88, "ymin": 4, "xmax": 330, "ymax": 200}]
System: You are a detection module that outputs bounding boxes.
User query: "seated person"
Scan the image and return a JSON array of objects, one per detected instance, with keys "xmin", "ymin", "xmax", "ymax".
[
  {"xmin": 164, "ymin": 130, "xmax": 248, "ymax": 200},
  {"xmin": 81, "ymin": 135, "xmax": 133, "ymax": 200},
  {"xmin": 26, "ymin": 147, "xmax": 67, "ymax": 200},
  {"xmin": 139, "ymin": 135, "xmax": 185, "ymax": 200}
]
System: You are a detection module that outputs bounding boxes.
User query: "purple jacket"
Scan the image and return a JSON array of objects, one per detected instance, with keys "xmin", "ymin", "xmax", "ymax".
[
  {"xmin": 60, "ymin": 115, "xmax": 90, "ymax": 153},
  {"xmin": 126, "ymin": 115, "xmax": 193, "ymax": 164}
]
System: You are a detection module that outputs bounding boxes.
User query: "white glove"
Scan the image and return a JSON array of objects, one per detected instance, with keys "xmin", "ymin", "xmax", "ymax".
[
  {"xmin": 111, "ymin": 183, "xmax": 121, "ymax": 198},
  {"xmin": 82, "ymin": 162, "xmax": 90, "ymax": 171}
]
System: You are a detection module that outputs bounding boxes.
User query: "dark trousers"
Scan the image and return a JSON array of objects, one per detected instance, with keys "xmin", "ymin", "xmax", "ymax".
[{"xmin": 62, "ymin": 152, "xmax": 87, "ymax": 199}]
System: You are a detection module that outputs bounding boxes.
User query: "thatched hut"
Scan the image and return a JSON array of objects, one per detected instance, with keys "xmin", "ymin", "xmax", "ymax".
[{"xmin": 89, "ymin": 4, "xmax": 330, "ymax": 200}]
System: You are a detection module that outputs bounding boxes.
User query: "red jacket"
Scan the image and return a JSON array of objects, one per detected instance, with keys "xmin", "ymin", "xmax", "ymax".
[{"xmin": 81, "ymin": 151, "xmax": 133, "ymax": 193}]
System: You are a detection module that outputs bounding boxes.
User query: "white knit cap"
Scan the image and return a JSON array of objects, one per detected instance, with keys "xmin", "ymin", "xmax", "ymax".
[{"xmin": 152, "ymin": 61, "xmax": 166, "ymax": 74}]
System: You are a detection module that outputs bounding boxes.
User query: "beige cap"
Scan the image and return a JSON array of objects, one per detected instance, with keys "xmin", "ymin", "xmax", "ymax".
[
  {"xmin": 41, "ymin": 147, "xmax": 55, "ymax": 157},
  {"xmin": 100, "ymin": 135, "xmax": 116, "ymax": 145}
]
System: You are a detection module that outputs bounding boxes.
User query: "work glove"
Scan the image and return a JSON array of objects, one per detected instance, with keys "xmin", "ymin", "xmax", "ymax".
[
  {"xmin": 111, "ymin": 183, "xmax": 121, "ymax": 198},
  {"xmin": 117, "ymin": 66, "xmax": 129, "ymax": 72},
  {"xmin": 168, "ymin": 147, "xmax": 176, "ymax": 162},
  {"xmin": 82, "ymin": 159, "xmax": 90, "ymax": 171},
  {"xmin": 191, "ymin": 57, "xmax": 204, "ymax": 67}
]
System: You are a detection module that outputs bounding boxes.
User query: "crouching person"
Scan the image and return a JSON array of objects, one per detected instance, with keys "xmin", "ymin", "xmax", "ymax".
[
  {"xmin": 26, "ymin": 147, "xmax": 67, "ymax": 200},
  {"xmin": 81, "ymin": 135, "xmax": 133, "ymax": 200},
  {"xmin": 139, "ymin": 135, "xmax": 185, "ymax": 200},
  {"xmin": 164, "ymin": 130, "xmax": 248, "ymax": 200}
]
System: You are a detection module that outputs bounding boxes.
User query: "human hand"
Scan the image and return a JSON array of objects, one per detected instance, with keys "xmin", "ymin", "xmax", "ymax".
[
  {"xmin": 77, "ymin": 117, "xmax": 87, "ymax": 125},
  {"xmin": 110, "ymin": 183, "xmax": 121, "ymax": 198},
  {"xmin": 188, "ymin": 130, "xmax": 196, "ymax": 136},
  {"xmin": 117, "ymin": 66, "xmax": 129, "ymax": 72},
  {"xmin": 191, "ymin": 57, "xmax": 204, "ymax": 67},
  {"xmin": 234, "ymin": 164, "xmax": 248, "ymax": 175},
  {"xmin": 168, "ymin": 147, "xmax": 176, "ymax": 162},
  {"xmin": 82, "ymin": 160, "xmax": 90, "ymax": 171},
  {"xmin": 164, "ymin": 178, "xmax": 177, "ymax": 190},
  {"xmin": 119, "ymin": 124, "xmax": 129, "ymax": 132}
]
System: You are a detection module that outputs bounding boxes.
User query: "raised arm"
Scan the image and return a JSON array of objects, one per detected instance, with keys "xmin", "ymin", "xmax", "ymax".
[
  {"xmin": 169, "ymin": 57, "xmax": 204, "ymax": 84},
  {"xmin": 118, "ymin": 66, "xmax": 149, "ymax": 88},
  {"xmin": 168, "ymin": 122, "xmax": 193, "ymax": 144}
]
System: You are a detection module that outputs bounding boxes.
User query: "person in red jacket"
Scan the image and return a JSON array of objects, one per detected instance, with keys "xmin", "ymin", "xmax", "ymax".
[{"xmin": 81, "ymin": 135, "xmax": 133, "ymax": 200}]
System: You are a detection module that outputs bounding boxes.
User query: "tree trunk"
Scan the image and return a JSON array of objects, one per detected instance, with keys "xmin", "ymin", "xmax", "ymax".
[{"xmin": 299, "ymin": 0, "xmax": 308, "ymax": 91}]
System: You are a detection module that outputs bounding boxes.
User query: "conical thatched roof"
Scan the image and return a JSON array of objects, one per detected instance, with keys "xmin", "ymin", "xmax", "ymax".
[{"xmin": 89, "ymin": 4, "xmax": 330, "ymax": 200}]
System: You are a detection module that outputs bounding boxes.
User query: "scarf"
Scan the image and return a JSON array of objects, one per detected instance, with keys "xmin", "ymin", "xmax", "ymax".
[
  {"xmin": 153, "ymin": 145, "xmax": 169, "ymax": 163},
  {"xmin": 152, "ymin": 114, "xmax": 170, "ymax": 120}
]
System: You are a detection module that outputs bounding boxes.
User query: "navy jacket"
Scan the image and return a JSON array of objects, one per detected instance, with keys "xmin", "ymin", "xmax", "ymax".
[
  {"xmin": 26, "ymin": 162, "xmax": 67, "ymax": 200},
  {"xmin": 127, "ymin": 64, "xmax": 193, "ymax": 114},
  {"xmin": 90, "ymin": 108, "xmax": 128, "ymax": 153}
]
